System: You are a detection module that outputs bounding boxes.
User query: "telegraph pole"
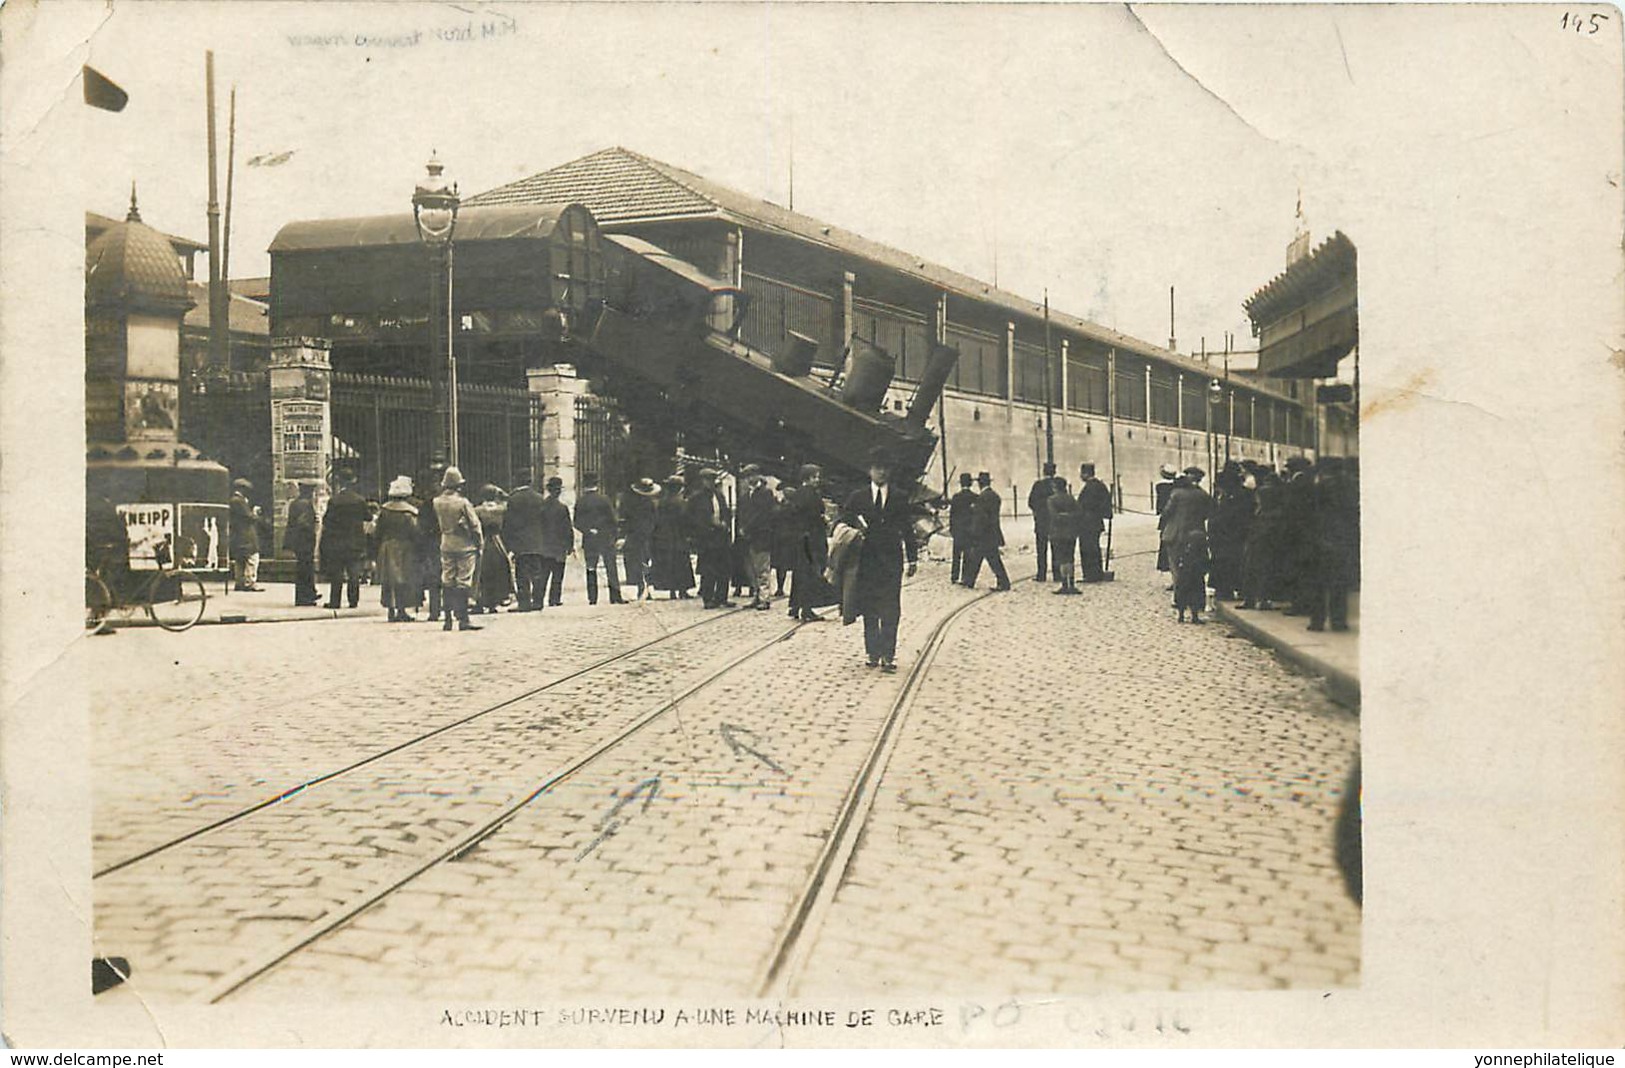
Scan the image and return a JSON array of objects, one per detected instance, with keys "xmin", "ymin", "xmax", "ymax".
[
  {"xmin": 1042, "ymin": 290, "xmax": 1055, "ymax": 467},
  {"xmin": 205, "ymin": 52, "xmax": 227, "ymax": 370}
]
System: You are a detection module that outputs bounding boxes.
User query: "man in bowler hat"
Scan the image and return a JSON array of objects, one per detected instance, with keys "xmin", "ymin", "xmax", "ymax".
[
  {"xmin": 538, "ymin": 476, "xmax": 573, "ymax": 607},
  {"xmin": 284, "ymin": 482, "xmax": 320, "ymax": 605},
  {"xmin": 1076, "ymin": 462, "xmax": 1112, "ymax": 582},
  {"xmin": 843, "ymin": 448, "xmax": 918, "ymax": 671},
  {"xmin": 948, "ymin": 472, "xmax": 977, "ymax": 585},
  {"xmin": 1027, "ymin": 461, "xmax": 1060, "ymax": 581}
]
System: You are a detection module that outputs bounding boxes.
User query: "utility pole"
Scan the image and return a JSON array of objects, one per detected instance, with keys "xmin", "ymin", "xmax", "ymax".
[
  {"xmin": 205, "ymin": 52, "xmax": 227, "ymax": 371},
  {"xmin": 221, "ymin": 86, "xmax": 236, "ymax": 293},
  {"xmin": 1042, "ymin": 289, "xmax": 1055, "ymax": 467},
  {"xmin": 1167, "ymin": 286, "xmax": 1176, "ymax": 351}
]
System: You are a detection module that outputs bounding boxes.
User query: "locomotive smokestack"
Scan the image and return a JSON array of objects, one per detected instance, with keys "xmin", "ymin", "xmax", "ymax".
[
  {"xmin": 905, "ymin": 343, "xmax": 959, "ymax": 426},
  {"xmin": 840, "ymin": 335, "xmax": 896, "ymax": 412}
]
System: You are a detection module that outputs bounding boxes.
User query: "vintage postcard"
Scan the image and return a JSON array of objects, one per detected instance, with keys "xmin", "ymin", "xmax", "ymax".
[{"xmin": 1, "ymin": 0, "xmax": 1621, "ymax": 1051}]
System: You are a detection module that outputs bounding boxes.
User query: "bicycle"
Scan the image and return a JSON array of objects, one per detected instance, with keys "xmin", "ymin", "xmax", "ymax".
[{"xmin": 85, "ymin": 558, "xmax": 209, "ymax": 634}]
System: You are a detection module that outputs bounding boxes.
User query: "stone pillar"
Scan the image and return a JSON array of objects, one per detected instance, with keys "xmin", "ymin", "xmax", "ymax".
[
  {"xmin": 269, "ymin": 336, "xmax": 332, "ymax": 554},
  {"xmin": 1144, "ymin": 364, "xmax": 1153, "ymax": 426},
  {"xmin": 1004, "ymin": 321, "xmax": 1016, "ymax": 407},
  {"xmin": 528, "ymin": 364, "xmax": 588, "ymax": 507},
  {"xmin": 836, "ymin": 270, "xmax": 856, "ymax": 382},
  {"xmin": 1059, "ymin": 338, "xmax": 1070, "ymax": 418}
]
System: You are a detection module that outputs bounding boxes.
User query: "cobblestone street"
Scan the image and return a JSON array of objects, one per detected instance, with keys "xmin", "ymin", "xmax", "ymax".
[{"xmin": 87, "ymin": 520, "xmax": 1360, "ymax": 1004}]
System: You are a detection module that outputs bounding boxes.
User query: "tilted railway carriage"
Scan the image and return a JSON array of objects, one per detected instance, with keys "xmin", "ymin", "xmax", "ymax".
[{"xmin": 270, "ymin": 202, "xmax": 955, "ymax": 494}]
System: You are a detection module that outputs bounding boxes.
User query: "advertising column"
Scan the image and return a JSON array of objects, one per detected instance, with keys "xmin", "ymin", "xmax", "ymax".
[{"xmin": 269, "ymin": 337, "xmax": 332, "ymax": 553}]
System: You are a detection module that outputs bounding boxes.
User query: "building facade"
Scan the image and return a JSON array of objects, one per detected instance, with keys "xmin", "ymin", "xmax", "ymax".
[{"xmin": 468, "ymin": 147, "xmax": 1316, "ymax": 513}]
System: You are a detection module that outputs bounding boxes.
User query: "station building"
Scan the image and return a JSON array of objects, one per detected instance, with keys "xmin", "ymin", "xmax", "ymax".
[{"xmin": 465, "ymin": 147, "xmax": 1319, "ymax": 513}]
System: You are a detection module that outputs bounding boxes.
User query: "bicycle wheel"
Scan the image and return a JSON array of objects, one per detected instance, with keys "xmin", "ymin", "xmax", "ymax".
[
  {"xmin": 85, "ymin": 572, "xmax": 113, "ymax": 635},
  {"xmin": 146, "ymin": 569, "xmax": 208, "ymax": 632}
]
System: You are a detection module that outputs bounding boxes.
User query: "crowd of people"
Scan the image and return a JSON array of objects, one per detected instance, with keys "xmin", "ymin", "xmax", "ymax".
[{"xmin": 1153, "ymin": 455, "xmax": 1360, "ymax": 631}]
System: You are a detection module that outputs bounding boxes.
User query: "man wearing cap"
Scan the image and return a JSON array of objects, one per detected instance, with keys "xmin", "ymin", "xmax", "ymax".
[
  {"xmin": 504, "ymin": 472, "xmax": 547, "ymax": 611},
  {"xmin": 843, "ymin": 449, "xmax": 919, "ymax": 671},
  {"xmin": 963, "ymin": 471, "xmax": 1011, "ymax": 591},
  {"xmin": 1077, "ymin": 462, "xmax": 1113, "ymax": 583},
  {"xmin": 229, "ymin": 478, "xmax": 268, "ymax": 592},
  {"xmin": 320, "ymin": 467, "xmax": 370, "ymax": 610},
  {"xmin": 433, "ymin": 466, "xmax": 483, "ymax": 631},
  {"xmin": 538, "ymin": 476, "xmax": 573, "ymax": 608},
  {"xmin": 1027, "ymin": 461, "xmax": 1061, "ymax": 581},
  {"xmin": 686, "ymin": 468, "xmax": 734, "ymax": 609},
  {"xmin": 574, "ymin": 475, "xmax": 624, "ymax": 605},
  {"xmin": 1159, "ymin": 465, "xmax": 1213, "ymax": 605},
  {"xmin": 285, "ymin": 482, "xmax": 319, "ymax": 605},
  {"xmin": 620, "ymin": 477, "xmax": 661, "ymax": 602},
  {"xmin": 942, "ymin": 471, "xmax": 974, "ymax": 585},
  {"xmin": 736, "ymin": 465, "xmax": 777, "ymax": 610}
]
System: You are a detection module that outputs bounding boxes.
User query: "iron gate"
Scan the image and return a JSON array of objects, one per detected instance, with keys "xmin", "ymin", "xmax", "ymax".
[{"xmin": 331, "ymin": 373, "xmax": 536, "ymax": 496}]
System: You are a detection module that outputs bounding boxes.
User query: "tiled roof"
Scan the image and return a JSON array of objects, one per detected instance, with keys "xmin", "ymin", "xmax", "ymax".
[
  {"xmin": 184, "ymin": 281, "xmax": 269, "ymax": 336},
  {"xmin": 86, "ymin": 211, "xmax": 208, "ymax": 254},
  {"xmin": 86, "ymin": 215, "xmax": 192, "ymax": 312},
  {"xmin": 471, "ymin": 149, "xmax": 1185, "ymax": 362},
  {"xmin": 465, "ymin": 148, "xmax": 716, "ymax": 222},
  {"xmin": 469, "ymin": 148, "xmax": 1302, "ymax": 404}
]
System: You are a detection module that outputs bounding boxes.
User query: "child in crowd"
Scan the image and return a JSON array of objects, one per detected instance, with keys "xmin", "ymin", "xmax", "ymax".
[{"xmin": 1174, "ymin": 526, "xmax": 1210, "ymax": 624}]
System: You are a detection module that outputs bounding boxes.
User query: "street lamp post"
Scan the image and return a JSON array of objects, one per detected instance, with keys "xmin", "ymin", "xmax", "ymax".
[
  {"xmin": 413, "ymin": 153, "xmax": 461, "ymax": 467},
  {"xmin": 1206, "ymin": 377, "xmax": 1223, "ymax": 478}
]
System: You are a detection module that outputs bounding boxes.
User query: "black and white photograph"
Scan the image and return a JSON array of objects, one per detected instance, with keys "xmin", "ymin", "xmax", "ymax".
[{"xmin": 2, "ymin": 0, "xmax": 1621, "ymax": 1053}]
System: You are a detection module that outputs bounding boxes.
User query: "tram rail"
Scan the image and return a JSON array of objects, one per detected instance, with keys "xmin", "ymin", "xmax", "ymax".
[{"xmin": 93, "ymin": 606, "xmax": 751, "ymax": 879}]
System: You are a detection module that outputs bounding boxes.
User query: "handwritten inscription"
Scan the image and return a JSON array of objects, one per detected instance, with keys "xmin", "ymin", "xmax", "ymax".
[
  {"xmin": 1558, "ymin": 10, "xmax": 1610, "ymax": 34},
  {"xmin": 719, "ymin": 722, "xmax": 786, "ymax": 774},
  {"xmin": 575, "ymin": 776, "xmax": 662, "ymax": 861},
  {"xmin": 287, "ymin": 16, "xmax": 516, "ymax": 49}
]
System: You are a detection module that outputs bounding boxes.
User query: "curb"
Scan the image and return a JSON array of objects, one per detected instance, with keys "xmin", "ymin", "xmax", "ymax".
[{"xmin": 1214, "ymin": 602, "xmax": 1360, "ymax": 711}]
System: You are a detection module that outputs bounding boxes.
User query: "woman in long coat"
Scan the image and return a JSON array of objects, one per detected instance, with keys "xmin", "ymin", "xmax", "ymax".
[
  {"xmin": 649, "ymin": 476, "xmax": 695, "ymax": 598},
  {"xmin": 770, "ymin": 475, "xmax": 801, "ymax": 597},
  {"xmin": 374, "ymin": 476, "xmax": 421, "ymax": 622},
  {"xmin": 473, "ymin": 484, "xmax": 514, "ymax": 613}
]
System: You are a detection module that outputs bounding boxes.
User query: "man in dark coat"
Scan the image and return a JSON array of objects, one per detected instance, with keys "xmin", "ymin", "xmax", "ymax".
[
  {"xmin": 1159, "ymin": 466, "xmax": 1213, "ymax": 603},
  {"xmin": 87, "ymin": 493, "xmax": 131, "ymax": 604},
  {"xmin": 1279, "ymin": 455, "xmax": 1319, "ymax": 615},
  {"xmin": 686, "ymin": 468, "xmax": 734, "ymax": 609},
  {"xmin": 229, "ymin": 478, "xmax": 267, "ymax": 591},
  {"xmin": 736, "ymin": 465, "xmax": 778, "ymax": 610},
  {"xmin": 842, "ymin": 450, "xmax": 919, "ymax": 671},
  {"xmin": 962, "ymin": 471, "xmax": 1011, "ymax": 591},
  {"xmin": 538, "ymin": 476, "xmax": 573, "ymax": 608},
  {"xmin": 1307, "ymin": 457, "xmax": 1358, "ymax": 632},
  {"xmin": 574, "ymin": 475, "xmax": 624, "ymax": 605},
  {"xmin": 504, "ymin": 473, "xmax": 548, "ymax": 611},
  {"xmin": 416, "ymin": 458, "xmax": 447, "ymax": 620},
  {"xmin": 284, "ymin": 482, "xmax": 319, "ymax": 605},
  {"xmin": 620, "ymin": 478, "xmax": 660, "ymax": 601},
  {"xmin": 320, "ymin": 468, "xmax": 370, "ymax": 609},
  {"xmin": 1208, "ymin": 461, "xmax": 1253, "ymax": 601},
  {"xmin": 947, "ymin": 472, "xmax": 977, "ymax": 585},
  {"xmin": 1027, "ymin": 462, "xmax": 1060, "ymax": 581},
  {"xmin": 1076, "ymin": 462, "xmax": 1113, "ymax": 583}
]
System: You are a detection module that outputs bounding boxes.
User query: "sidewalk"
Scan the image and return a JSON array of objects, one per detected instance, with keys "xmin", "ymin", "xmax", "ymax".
[{"xmin": 1215, "ymin": 593, "xmax": 1360, "ymax": 709}]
